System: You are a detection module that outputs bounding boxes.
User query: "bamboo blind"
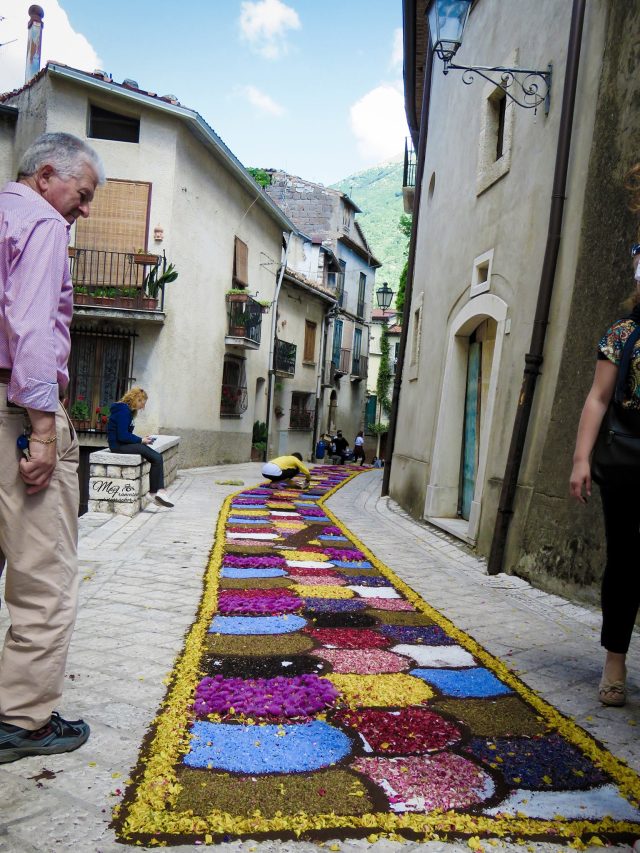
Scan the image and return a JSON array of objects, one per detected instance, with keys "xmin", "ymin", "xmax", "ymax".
[
  {"xmin": 75, "ymin": 179, "xmax": 150, "ymax": 253},
  {"xmin": 233, "ymin": 236, "xmax": 249, "ymax": 287}
]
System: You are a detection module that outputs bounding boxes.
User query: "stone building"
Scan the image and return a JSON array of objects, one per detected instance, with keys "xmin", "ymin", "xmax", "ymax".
[
  {"xmin": 265, "ymin": 171, "xmax": 381, "ymax": 446},
  {"xmin": 393, "ymin": 0, "xmax": 640, "ymax": 602}
]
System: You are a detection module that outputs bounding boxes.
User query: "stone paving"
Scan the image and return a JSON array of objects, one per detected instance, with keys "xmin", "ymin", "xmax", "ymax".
[{"xmin": 0, "ymin": 464, "xmax": 638, "ymax": 853}]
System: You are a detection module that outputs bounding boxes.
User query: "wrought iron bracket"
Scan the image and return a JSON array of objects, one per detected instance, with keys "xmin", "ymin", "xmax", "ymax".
[{"xmin": 442, "ymin": 60, "xmax": 552, "ymax": 114}]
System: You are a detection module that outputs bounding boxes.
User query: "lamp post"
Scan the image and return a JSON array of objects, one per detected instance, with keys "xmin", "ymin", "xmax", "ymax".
[
  {"xmin": 428, "ymin": 0, "xmax": 552, "ymax": 112},
  {"xmin": 376, "ymin": 281, "xmax": 394, "ymax": 312}
]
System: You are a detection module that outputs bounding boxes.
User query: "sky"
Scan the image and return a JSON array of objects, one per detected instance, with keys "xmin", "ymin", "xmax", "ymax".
[{"xmin": 0, "ymin": 1, "xmax": 409, "ymax": 185}]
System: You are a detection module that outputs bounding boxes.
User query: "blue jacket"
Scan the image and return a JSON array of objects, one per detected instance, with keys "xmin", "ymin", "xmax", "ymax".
[{"xmin": 107, "ymin": 402, "xmax": 141, "ymax": 448}]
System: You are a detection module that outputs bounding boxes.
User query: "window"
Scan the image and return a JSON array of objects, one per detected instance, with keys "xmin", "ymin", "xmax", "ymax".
[
  {"xmin": 89, "ymin": 105, "xmax": 140, "ymax": 143},
  {"xmin": 331, "ymin": 318, "xmax": 343, "ymax": 367},
  {"xmin": 338, "ymin": 260, "xmax": 346, "ymax": 307},
  {"xmin": 476, "ymin": 52, "xmax": 516, "ymax": 195},
  {"xmin": 470, "ymin": 249, "xmax": 494, "ymax": 298},
  {"xmin": 357, "ymin": 272, "xmax": 366, "ymax": 318},
  {"xmin": 233, "ymin": 237, "xmax": 249, "ymax": 288},
  {"xmin": 220, "ymin": 355, "xmax": 248, "ymax": 417},
  {"xmin": 352, "ymin": 327, "xmax": 363, "ymax": 375},
  {"xmin": 290, "ymin": 391, "xmax": 314, "ymax": 430},
  {"xmin": 303, "ymin": 321, "xmax": 317, "ymax": 363},
  {"xmin": 342, "ymin": 206, "xmax": 352, "ymax": 232},
  {"xmin": 68, "ymin": 327, "xmax": 135, "ymax": 432},
  {"xmin": 75, "ymin": 179, "xmax": 150, "ymax": 253}
]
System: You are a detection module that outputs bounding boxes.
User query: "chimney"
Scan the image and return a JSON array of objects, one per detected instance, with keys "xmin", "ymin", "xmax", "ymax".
[{"xmin": 25, "ymin": 5, "xmax": 44, "ymax": 82}]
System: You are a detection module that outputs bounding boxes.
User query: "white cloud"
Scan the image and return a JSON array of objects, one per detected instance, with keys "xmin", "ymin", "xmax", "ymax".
[
  {"xmin": 391, "ymin": 28, "xmax": 403, "ymax": 71},
  {"xmin": 239, "ymin": 0, "xmax": 301, "ymax": 60},
  {"xmin": 0, "ymin": 0, "xmax": 100, "ymax": 94},
  {"xmin": 237, "ymin": 84, "xmax": 285, "ymax": 117},
  {"xmin": 349, "ymin": 83, "xmax": 408, "ymax": 163}
]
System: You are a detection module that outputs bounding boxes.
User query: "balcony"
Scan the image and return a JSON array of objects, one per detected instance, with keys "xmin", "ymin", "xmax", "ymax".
[
  {"xmin": 289, "ymin": 408, "xmax": 315, "ymax": 431},
  {"xmin": 220, "ymin": 384, "xmax": 248, "ymax": 417},
  {"xmin": 402, "ymin": 137, "xmax": 416, "ymax": 214},
  {"xmin": 333, "ymin": 348, "xmax": 352, "ymax": 378},
  {"xmin": 225, "ymin": 293, "xmax": 263, "ymax": 349},
  {"xmin": 70, "ymin": 248, "xmax": 165, "ymax": 319},
  {"xmin": 275, "ymin": 338, "xmax": 297, "ymax": 376},
  {"xmin": 351, "ymin": 354, "xmax": 368, "ymax": 381}
]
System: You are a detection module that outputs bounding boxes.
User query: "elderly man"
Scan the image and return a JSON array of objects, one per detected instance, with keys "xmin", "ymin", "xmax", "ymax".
[{"xmin": 0, "ymin": 132, "xmax": 104, "ymax": 762}]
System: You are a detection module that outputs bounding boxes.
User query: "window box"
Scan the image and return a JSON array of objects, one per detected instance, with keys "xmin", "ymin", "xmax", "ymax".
[{"xmin": 132, "ymin": 252, "xmax": 161, "ymax": 266}]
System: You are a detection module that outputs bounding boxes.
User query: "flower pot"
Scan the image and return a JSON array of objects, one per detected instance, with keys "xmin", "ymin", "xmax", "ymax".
[
  {"xmin": 115, "ymin": 297, "xmax": 135, "ymax": 309},
  {"xmin": 141, "ymin": 297, "xmax": 158, "ymax": 310},
  {"xmin": 229, "ymin": 325, "xmax": 246, "ymax": 337},
  {"xmin": 71, "ymin": 419, "xmax": 91, "ymax": 431},
  {"xmin": 132, "ymin": 253, "xmax": 161, "ymax": 265},
  {"xmin": 227, "ymin": 292, "xmax": 249, "ymax": 303},
  {"xmin": 74, "ymin": 292, "xmax": 89, "ymax": 305}
]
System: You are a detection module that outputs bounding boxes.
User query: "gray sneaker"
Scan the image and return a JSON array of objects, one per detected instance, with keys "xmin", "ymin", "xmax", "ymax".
[{"xmin": 0, "ymin": 712, "xmax": 90, "ymax": 763}]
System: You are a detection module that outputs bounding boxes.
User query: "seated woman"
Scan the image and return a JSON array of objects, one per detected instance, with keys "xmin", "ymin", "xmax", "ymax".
[
  {"xmin": 107, "ymin": 387, "xmax": 174, "ymax": 507},
  {"xmin": 261, "ymin": 452, "xmax": 311, "ymax": 489}
]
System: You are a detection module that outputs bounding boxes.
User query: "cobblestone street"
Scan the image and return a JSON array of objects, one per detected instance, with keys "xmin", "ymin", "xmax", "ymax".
[{"xmin": 0, "ymin": 464, "xmax": 638, "ymax": 853}]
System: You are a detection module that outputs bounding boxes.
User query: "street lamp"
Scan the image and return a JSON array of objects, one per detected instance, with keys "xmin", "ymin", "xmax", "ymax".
[
  {"xmin": 376, "ymin": 282, "xmax": 394, "ymax": 311},
  {"xmin": 428, "ymin": 0, "xmax": 552, "ymax": 112}
]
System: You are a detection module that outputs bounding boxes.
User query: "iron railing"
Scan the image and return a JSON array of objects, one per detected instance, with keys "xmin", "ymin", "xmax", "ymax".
[
  {"xmin": 69, "ymin": 248, "xmax": 164, "ymax": 311},
  {"xmin": 275, "ymin": 338, "xmax": 297, "ymax": 376},
  {"xmin": 289, "ymin": 408, "xmax": 315, "ymax": 430},
  {"xmin": 403, "ymin": 137, "xmax": 416, "ymax": 188},
  {"xmin": 226, "ymin": 293, "xmax": 263, "ymax": 345},
  {"xmin": 351, "ymin": 353, "xmax": 368, "ymax": 380},
  {"xmin": 220, "ymin": 384, "xmax": 248, "ymax": 416}
]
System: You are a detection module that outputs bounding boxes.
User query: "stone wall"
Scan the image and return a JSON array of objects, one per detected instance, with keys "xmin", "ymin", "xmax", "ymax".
[{"xmin": 88, "ymin": 436, "xmax": 179, "ymax": 516}]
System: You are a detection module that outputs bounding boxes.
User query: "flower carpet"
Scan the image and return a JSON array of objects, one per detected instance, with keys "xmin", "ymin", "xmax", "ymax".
[{"xmin": 115, "ymin": 466, "xmax": 640, "ymax": 846}]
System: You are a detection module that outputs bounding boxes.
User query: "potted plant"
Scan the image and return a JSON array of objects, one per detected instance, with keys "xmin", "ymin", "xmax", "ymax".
[
  {"xmin": 95, "ymin": 403, "xmax": 111, "ymax": 430},
  {"xmin": 114, "ymin": 286, "xmax": 137, "ymax": 309},
  {"xmin": 143, "ymin": 258, "xmax": 178, "ymax": 306},
  {"xmin": 132, "ymin": 249, "xmax": 161, "ymax": 265},
  {"xmin": 226, "ymin": 288, "xmax": 249, "ymax": 303},
  {"xmin": 69, "ymin": 397, "xmax": 91, "ymax": 430},
  {"xmin": 73, "ymin": 285, "xmax": 89, "ymax": 305},
  {"xmin": 258, "ymin": 299, "xmax": 271, "ymax": 313}
]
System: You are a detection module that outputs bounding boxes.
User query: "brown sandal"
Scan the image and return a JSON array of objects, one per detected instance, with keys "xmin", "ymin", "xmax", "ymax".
[{"xmin": 598, "ymin": 679, "xmax": 626, "ymax": 707}]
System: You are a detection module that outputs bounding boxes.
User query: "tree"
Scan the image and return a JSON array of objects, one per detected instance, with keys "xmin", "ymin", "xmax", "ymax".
[
  {"xmin": 395, "ymin": 214, "xmax": 412, "ymax": 321},
  {"xmin": 377, "ymin": 323, "xmax": 392, "ymax": 415},
  {"xmin": 247, "ymin": 168, "xmax": 272, "ymax": 188}
]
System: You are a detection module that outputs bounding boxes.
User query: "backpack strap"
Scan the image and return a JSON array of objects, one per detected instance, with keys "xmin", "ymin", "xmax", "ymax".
[{"xmin": 614, "ymin": 323, "xmax": 640, "ymax": 405}]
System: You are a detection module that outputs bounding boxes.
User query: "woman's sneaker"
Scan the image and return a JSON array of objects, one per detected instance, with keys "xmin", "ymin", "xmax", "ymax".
[
  {"xmin": 0, "ymin": 712, "xmax": 90, "ymax": 763},
  {"xmin": 150, "ymin": 490, "xmax": 174, "ymax": 507}
]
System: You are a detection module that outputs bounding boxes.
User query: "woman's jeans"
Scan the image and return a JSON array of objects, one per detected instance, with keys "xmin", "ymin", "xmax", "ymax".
[
  {"xmin": 110, "ymin": 442, "xmax": 164, "ymax": 493},
  {"xmin": 264, "ymin": 467, "xmax": 298, "ymax": 483},
  {"xmin": 600, "ymin": 485, "xmax": 640, "ymax": 653}
]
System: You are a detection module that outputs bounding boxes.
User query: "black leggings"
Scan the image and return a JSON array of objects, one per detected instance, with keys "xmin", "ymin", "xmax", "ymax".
[
  {"xmin": 353, "ymin": 446, "xmax": 365, "ymax": 465},
  {"xmin": 600, "ymin": 485, "xmax": 640, "ymax": 653},
  {"xmin": 110, "ymin": 442, "xmax": 164, "ymax": 493},
  {"xmin": 264, "ymin": 467, "xmax": 298, "ymax": 483}
]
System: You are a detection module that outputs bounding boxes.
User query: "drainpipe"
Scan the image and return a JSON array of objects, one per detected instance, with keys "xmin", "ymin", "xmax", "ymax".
[
  {"xmin": 381, "ymin": 39, "xmax": 433, "ymax": 496},
  {"xmin": 312, "ymin": 304, "xmax": 334, "ymax": 459},
  {"xmin": 264, "ymin": 232, "xmax": 293, "ymax": 461},
  {"xmin": 487, "ymin": 0, "xmax": 586, "ymax": 575}
]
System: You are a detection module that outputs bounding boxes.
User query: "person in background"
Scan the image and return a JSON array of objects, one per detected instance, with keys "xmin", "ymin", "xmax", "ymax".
[
  {"xmin": 315, "ymin": 434, "xmax": 327, "ymax": 464},
  {"xmin": 570, "ymin": 165, "xmax": 640, "ymax": 707},
  {"xmin": 0, "ymin": 132, "xmax": 103, "ymax": 762},
  {"xmin": 262, "ymin": 452, "xmax": 311, "ymax": 488},
  {"xmin": 332, "ymin": 430, "xmax": 349, "ymax": 464},
  {"xmin": 107, "ymin": 387, "xmax": 174, "ymax": 507},
  {"xmin": 353, "ymin": 430, "xmax": 366, "ymax": 466}
]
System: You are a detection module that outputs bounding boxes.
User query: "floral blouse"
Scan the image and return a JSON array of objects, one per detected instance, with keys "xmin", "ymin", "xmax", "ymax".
[{"xmin": 598, "ymin": 319, "xmax": 640, "ymax": 409}]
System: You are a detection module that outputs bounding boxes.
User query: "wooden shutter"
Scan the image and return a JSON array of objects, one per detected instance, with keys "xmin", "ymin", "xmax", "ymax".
[
  {"xmin": 233, "ymin": 237, "xmax": 249, "ymax": 287},
  {"xmin": 75, "ymin": 179, "xmax": 150, "ymax": 253},
  {"xmin": 303, "ymin": 321, "xmax": 316, "ymax": 362}
]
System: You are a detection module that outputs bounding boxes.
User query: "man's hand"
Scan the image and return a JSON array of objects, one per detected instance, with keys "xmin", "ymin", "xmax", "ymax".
[{"xmin": 20, "ymin": 409, "xmax": 57, "ymax": 494}]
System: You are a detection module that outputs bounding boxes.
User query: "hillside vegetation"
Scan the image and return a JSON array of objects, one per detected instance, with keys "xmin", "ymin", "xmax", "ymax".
[{"xmin": 331, "ymin": 156, "xmax": 407, "ymax": 297}]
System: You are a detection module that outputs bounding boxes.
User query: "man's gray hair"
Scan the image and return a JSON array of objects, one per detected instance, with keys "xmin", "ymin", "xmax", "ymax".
[{"xmin": 17, "ymin": 132, "xmax": 105, "ymax": 184}]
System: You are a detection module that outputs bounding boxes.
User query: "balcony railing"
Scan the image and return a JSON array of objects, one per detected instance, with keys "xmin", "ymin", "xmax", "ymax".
[
  {"xmin": 403, "ymin": 137, "xmax": 416, "ymax": 188},
  {"xmin": 333, "ymin": 348, "xmax": 352, "ymax": 377},
  {"xmin": 351, "ymin": 353, "xmax": 368, "ymax": 380},
  {"xmin": 275, "ymin": 338, "xmax": 297, "ymax": 376},
  {"xmin": 289, "ymin": 408, "xmax": 315, "ymax": 430},
  {"xmin": 226, "ymin": 293, "xmax": 263, "ymax": 345},
  {"xmin": 220, "ymin": 384, "xmax": 248, "ymax": 417},
  {"xmin": 69, "ymin": 248, "xmax": 164, "ymax": 311}
]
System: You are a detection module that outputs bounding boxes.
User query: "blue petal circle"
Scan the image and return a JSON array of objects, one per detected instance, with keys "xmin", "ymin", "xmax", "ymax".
[
  {"xmin": 221, "ymin": 567, "xmax": 287, "ymax": 578},
  {"xmin": 184, "ymin": 720, "xmax": 352, "ymax": 773},
  {"xmin": 209, "ymin": 615, "xmax": 307, "ymax": 634}
]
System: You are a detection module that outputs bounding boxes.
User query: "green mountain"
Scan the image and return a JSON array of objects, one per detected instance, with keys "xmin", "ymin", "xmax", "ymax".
[{"xmin": 331, "ymin": 156, "xmax": 407, "ymax": 298}]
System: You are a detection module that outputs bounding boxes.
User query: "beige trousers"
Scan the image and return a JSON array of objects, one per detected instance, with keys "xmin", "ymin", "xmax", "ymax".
[{"xmin": 0, "ymin": 384, "xmax": 79, "ymax": 730}]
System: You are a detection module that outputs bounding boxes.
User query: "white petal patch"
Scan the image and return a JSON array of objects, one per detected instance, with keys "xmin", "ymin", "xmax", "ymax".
[
  {"xmin": 390, "ymin": 644, "xmax": 476, "ymax": 668},
  {"xmin": 286, "ymin": 560, "xmax": 334, "ymax": 569},
  {"xmin": 347, "ymin": 586, "xmax": 400, "ymax": 599},
  {"xmin": 484, "ymin": 785, "xmax": 640, "ymax": 821}
]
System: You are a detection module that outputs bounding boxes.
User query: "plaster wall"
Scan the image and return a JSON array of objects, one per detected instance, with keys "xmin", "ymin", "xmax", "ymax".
[
  {"xmin": 0, "ymin": 117, "xmax": 16, "ymax": 184},
  {"xmin": 391, "ymin": 0, "xmax": 608, "ymax": 554}
]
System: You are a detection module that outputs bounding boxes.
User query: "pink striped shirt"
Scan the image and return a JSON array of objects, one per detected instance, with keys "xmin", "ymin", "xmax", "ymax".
[{"xmin": 0, "ymin": 182, "xmax": 73, "ymax": 411}]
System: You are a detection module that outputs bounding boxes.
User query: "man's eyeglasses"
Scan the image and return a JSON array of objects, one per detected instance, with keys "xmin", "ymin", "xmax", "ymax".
[{"xmin": 632, "ymin": 243, "xmax": 640, "ymax": 258}]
